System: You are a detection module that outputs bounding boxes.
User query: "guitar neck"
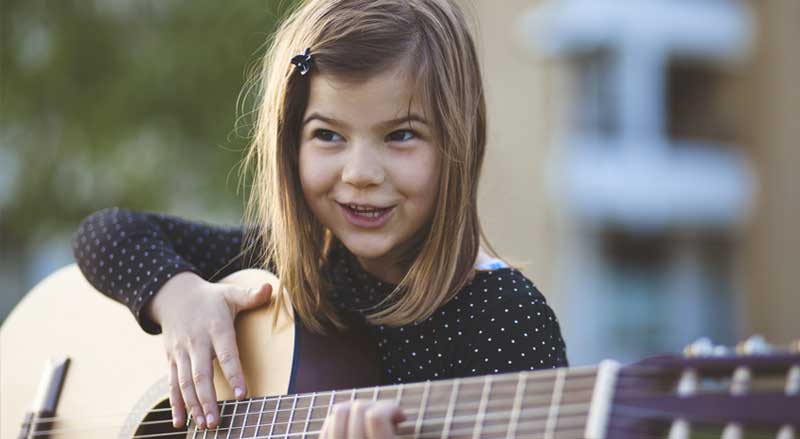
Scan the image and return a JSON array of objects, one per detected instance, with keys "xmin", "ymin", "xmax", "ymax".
[{"xmin": 195, "ymin": 364, "xmax": 605, "ymax": 438}]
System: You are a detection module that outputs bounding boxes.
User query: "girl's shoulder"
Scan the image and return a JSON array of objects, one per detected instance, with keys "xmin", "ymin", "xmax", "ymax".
[
  {"xmin": 466, "ymin": 266, "xmax": 548, "ymax": 306},
  {"xmin": 470, "ymin": 248, "xmax": 546, "ymax": 303}
]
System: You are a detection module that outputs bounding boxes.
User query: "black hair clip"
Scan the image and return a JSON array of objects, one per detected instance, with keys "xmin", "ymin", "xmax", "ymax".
[{"xmin": 291, "ymin": 47, "xmax": 313, "ymax": 76}]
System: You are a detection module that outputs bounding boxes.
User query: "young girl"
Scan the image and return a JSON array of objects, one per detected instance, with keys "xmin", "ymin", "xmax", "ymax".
[{"xmin": 72, "ymin": 0, "xmax": 568, "ymax": 437}]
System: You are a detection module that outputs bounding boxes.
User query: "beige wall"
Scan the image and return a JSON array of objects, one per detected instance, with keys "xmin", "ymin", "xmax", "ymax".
[
  {"xmin": 743, "ymin": 0, "xmax": 800, "ymax": 344},
  {"xmin": 468, "ymin": 0, "xmax": 559, "ymax": 300}
]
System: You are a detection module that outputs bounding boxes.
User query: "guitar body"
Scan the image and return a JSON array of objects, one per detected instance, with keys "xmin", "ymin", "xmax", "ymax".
[{"xmin": 0, "ymin": 264, "xmax": 380, "ymax": 438}]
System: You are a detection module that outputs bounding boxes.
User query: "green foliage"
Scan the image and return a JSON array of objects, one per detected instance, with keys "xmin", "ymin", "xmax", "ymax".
[{"xmin": 0, "ymin": 0, "xmax": 299, "ymax": 244}]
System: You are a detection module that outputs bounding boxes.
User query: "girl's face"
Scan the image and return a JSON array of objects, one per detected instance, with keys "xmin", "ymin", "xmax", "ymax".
[{"xmin": 299, "ymin": 63, "xmax": 441, "ymax": 283}]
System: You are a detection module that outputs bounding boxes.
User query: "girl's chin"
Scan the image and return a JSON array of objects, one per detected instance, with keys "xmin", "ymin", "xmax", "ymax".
[
  {"xmin": 343, "ymin": 242, "xmax": 392, "ymax": 260},
  {"xmin": 338, "ymin": 235, "xmax": 395, "ymax": 258}
]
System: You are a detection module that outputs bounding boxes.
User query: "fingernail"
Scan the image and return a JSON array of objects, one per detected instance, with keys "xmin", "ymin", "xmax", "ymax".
[
  {"xmin": 235, "ymin": 387, "xmax": 245, "ymax": 399},
  {"xmin": 196, "ymin": 415, "xmax": 205, "ymax": 428},
  {"xmin": 206, "ymin": 413, "xmax": 215, "ymax": 426}
]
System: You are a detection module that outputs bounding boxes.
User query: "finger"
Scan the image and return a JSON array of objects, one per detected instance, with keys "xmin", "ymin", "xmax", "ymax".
[
  {"xmin": 331, "ymin": 402, "xmax": 351, "ymax": 439},
  {"xmin": 168, "ymin": 361, "xmax": 186, "ymax": 428},
  {"xmin": 209, "ymin": 322, "xmax": 247, "ymax": 400},
  {"xmin": 226, "ymin": 283, "xmax": 272, "ymax": 315},
  {"xmin": 365, "ymin": 402, "xmax": 405, "ymax": 439},
  {"xmin": 319, "ymin": 415, "xmax": 330, "ymax": 439},
  {"xmin": 175, "ymin": 351, "xmax": 205, "ymax": 429},
  {"xmin": 348, "ymin": 401, "xmax": 368, "ymax": 439},
  {"xmin": 189, "ymin": 345, "xmax": 219, "ymax": 429}
]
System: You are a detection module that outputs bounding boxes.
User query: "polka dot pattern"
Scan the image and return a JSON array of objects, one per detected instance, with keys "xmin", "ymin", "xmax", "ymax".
[
  {"xmin": 71, "ymin": 207, "xmax": 259, "ymax": 334},
  {"xmin": 72, "ymin": 207, "xmax": 569, "ymax": 384}
]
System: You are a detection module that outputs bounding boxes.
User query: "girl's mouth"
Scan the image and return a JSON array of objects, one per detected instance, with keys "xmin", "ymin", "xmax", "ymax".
[{"xmin": 338, "ymin": 203, "xmax": 395, "ymax": 228}]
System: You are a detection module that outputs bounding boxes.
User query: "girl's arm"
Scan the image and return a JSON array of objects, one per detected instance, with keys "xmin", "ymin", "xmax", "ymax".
[
  {"xmin": 71, "ymin": 207, "xmax": 270, "ymax": 429},
  {"xmin": 70, "ymin": 207, "xmax": 263, "ymax": 334}
]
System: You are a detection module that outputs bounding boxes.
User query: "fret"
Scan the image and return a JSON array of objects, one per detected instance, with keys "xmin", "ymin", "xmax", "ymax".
[
  {"xmin": 325, "ymin": 390, "xmax": 336, "ymax": 419},
  {"xmin": 395, "ymin": 384, "xmax": 404, "ymax": 404},
  {"xmin": 213, "ymin": 400, "xmax": 228, "ymax": 439},
  {"xmin": 544, "ymin": 368, "xmax": 566, "ymax": 439},
  {"xmin": 301, "ymin": 392, "xmax": 316, "ymax": 439},
  {"xmin": 486, "ymin": 375, "xmax": 527, "ymax": 434},
  {"xmin": 267, "ymin": 395, "xmax": 281, "ymax": 438},
  {"xmin": 306, "ymin": 390, "xmax": 331, "ymax": 435},
  {"xmin": 414, "ymin": 381, "xmax": 432, "ymax": 437},
  {"xmin": 372, "ymin": 386, "xmax": 380, "ymax": 401},
  {"xmin": 239, "ymin": 398, "xmax": 254, "ymax": 438},
  {"xmin": 472, "ymin": 375, "xmax": 493, "ymax": 439},
  {"xmin": 284, "ymin": 394, "xmax": 299, "ymax": 437},
  {"xmin": 441, "ymin": 378, "xmax": 460, "ymax": 438},
  {"xmin": 254, "ymin": 397, "xmax": 268, "ymax": 439},
  {"xmin": 351, "ymin": 386, "xmax": 373, "ymax": 400},
  {"xmin": 201, "ymin": 407, "xmax": 211, "ymax": 439},
  {"xmin": 505, "ymin": 372, "xmax": 527, "ymax": 439},
  {"xmin": 226, "ymin": 399, "xmax": 240, "ymax": 439},
  {"xmin": 288, "ymin": 392, "xmax": 314, "ymax": 437}
]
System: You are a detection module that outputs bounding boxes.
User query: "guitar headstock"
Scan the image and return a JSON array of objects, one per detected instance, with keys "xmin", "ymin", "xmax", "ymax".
[{"xmin": 608, "ymin": 336, "xmax": 800, "ymax": 439}]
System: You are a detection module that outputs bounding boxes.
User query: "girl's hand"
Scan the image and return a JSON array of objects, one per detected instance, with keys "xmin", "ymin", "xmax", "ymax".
[
  {"xmin": 145, "ymin": 271, "xmax": 272, "ymax": 429},
  {"xmin": 319, "ymin": 400, "xmax": 406, "ymax": 439}
]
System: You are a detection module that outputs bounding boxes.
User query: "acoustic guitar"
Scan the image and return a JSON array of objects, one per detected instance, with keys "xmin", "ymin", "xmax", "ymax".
[{"xmin": 2, "ymin": 264, "xmax": 799, "ymax": 438}]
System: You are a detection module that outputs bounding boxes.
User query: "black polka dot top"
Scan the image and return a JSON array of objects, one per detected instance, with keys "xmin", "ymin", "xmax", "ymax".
[{"xmin": 72, "ymin": 207, "xmax": 568, "ymax": 384}]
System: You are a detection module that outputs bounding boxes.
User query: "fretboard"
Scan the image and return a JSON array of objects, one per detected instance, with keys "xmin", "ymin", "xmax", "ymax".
[{"xmin": 188, "ymin": 366, "xmax": 598, "ymax": 438}]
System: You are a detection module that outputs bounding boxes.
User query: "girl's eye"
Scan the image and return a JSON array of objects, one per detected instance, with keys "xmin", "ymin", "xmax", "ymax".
[
  {"xmin": 313, "ymin": 129, "xmax": 343, "ymax": 142},
  {"xmin": 387, "ymin": 130, "xmax": 415, "ymax": 142}
]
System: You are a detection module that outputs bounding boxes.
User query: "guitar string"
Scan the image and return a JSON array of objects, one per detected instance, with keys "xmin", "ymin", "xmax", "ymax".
[
  {"xmin": 22, "ymin": 365, "xmax": 671, "ymax": 437},
  {"xmin": 25, "ymin": 403, "xmax": 784, "ymax": 439},
  {"xmin": 182, "ymin": 401, "xmax": 593, "ymax": 436},
  {"xmin": 25, "ymin": 374, "xmax": 728, "ymax": 435},
  {"xmin": 23, "ymin": 375, "xmax": 598, "ymax": 435},
  {"xmin": 23, "ymin": 372, "xmax": 680, "ymax": 434},
  {"xmin": 23, "ymin": 407, "xmax": 592, "ymax": 439},
  {"xmin": 147, "ymin": 379, "xmax": 595, "ymax": 430},
  {"xmin": 138, "ymin": 388, "xmax": 592, "ymax": 436},
  {"xmin": 190, "ymin": 404, "xmax": 790, "ymax": 439},
  {"xmin": 133, "ymin": 409, "xmax": 596, "ymax": 439},
  {"xmin": 26, "ymin": 367, "xmax": 602, "ymax": 426},
  {"xmin": 130, "ymin": 406, "xmax": 783, "ymax": 439},
  {"xmin": 146, "ymin": 403, "xmax": 789, "ymax": 439},
  {"xmin": 22, "ymin": 385, "xmax": 595, "ymax": 438}
]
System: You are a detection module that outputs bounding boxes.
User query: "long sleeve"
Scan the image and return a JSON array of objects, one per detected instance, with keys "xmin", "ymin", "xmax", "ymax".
[{"xmin": 71, "ymin": 207, "xmax": 264, "ymax": 334}]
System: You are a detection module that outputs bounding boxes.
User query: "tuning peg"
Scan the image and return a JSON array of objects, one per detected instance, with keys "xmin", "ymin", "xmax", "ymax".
[
  {"xmin": 736, "ymin": 335, "xmax": 772, "ymax": 355},
  {"xmin": 684, "ymin": 337, "xmax": 714, "ymax": 357}
]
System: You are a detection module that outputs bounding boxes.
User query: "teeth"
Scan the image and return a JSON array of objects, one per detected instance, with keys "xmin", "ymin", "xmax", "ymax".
[
  {"xmin": 354, "ymin": 210, "xmax": 381, "ymax": 218},
  {"xmin": 345, "ymin": 203, "xmax": 388, "ymax": 218},
  {"xmin": 347, "ymin": 204, "xmax": 383, "ymax": 212}
]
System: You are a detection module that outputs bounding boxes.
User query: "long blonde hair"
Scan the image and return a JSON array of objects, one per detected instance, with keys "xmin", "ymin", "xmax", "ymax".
[{"xmin": 241, "ymin": 0, "xmax": 492, "ymax": 332}]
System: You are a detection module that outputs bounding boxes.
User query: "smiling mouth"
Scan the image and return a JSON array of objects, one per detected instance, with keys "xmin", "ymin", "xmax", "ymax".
[{"xmin": 337, "ymin": 202, "xmax": 395, "ymax": 226}]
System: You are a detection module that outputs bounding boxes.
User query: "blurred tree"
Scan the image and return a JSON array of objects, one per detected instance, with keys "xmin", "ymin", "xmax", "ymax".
[{"xmin": 0, "ymin": 0, "xmax": 299, "ymax": 321}]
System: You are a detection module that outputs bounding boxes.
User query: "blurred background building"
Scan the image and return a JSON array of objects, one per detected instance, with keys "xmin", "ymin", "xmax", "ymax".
[{"xmin": 1, "ymin": 0, "xmax": 798, "ymax": 365}]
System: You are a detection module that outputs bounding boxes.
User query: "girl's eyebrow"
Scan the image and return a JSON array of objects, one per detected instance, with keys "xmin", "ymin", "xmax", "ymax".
[{"xmin": 303, "ymin": 112, "xmax": 429, "ymax": 129}]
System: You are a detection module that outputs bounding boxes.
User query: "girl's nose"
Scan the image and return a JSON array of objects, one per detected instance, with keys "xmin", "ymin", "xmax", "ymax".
[{"xmin": 341, "ymin": 143, "xmax": 384, "ymax": 187}]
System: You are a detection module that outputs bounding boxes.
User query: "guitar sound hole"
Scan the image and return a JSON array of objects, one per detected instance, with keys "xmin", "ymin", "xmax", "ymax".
[{"xmin": 134, "ymin": 398, "xmax": 187, "ymax": 437}]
